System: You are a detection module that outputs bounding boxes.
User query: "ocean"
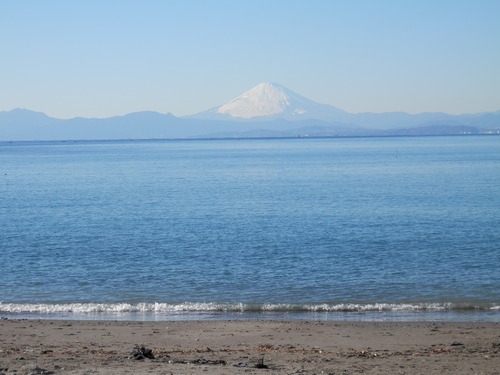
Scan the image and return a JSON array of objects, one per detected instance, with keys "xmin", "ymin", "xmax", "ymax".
[{"xmin": 1, "ymin": 135, "xmax": 499, "ymax": 322}]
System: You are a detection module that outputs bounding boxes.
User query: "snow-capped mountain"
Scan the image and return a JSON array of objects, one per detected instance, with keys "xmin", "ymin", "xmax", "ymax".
[{"xmin": 190, "ymin": 82, "xmax": 347, "ymax": 121}]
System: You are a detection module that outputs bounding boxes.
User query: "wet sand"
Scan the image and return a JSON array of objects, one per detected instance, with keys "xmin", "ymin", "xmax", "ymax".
[{"xmin": 1, "ymin": 319, "xmax": 499, "ymax": 374}]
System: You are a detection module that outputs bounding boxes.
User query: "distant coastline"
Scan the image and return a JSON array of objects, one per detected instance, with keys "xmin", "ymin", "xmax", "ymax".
[{"xmin": 1, "ymin": 131, "xmax": 498, "ymax": 145}]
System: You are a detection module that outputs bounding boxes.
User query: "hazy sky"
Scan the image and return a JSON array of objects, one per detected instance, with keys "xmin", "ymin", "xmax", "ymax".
[{"xmin": 1, "ymin": 0, "xmax": 499, "ymax": 118}]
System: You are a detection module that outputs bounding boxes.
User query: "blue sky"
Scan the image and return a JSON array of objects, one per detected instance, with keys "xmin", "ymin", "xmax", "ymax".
[{"xmin": 1, "ymin": 0, "xmax": 499, "ymax": 118}]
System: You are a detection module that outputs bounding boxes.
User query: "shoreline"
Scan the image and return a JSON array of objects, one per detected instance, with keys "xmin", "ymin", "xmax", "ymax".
[
  {"xmin": 2, "ymin": 301, "xmax": 499, "ymax": 323},
  {"xmin": 1, "ymin": 319, "xmax": 499, "ymax": 374}
]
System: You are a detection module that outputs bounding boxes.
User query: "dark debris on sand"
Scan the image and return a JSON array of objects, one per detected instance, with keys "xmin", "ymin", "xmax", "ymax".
[{"xmin": 129, "ymin": 346, "xmax": 155, "ymax": 360}]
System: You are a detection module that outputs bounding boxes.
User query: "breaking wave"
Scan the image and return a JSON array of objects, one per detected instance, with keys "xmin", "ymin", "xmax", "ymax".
[{"xmin": 1, "ymin": 301, "xmax": 498, "ymax": 316}]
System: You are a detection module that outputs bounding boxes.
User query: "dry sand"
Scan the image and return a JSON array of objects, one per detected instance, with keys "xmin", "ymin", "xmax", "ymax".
[{"xmin": 1, "ymin": 319, "xmax": 499, "ymax": 374}]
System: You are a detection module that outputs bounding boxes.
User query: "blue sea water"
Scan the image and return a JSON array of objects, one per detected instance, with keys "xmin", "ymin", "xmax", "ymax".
[{"xmin": 1, "ymin": 135, "xmax": 499, "ymax": 321}]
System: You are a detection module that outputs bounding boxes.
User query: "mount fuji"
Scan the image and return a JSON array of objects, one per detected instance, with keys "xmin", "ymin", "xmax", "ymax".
[{"xmin": 190, "ymin": 82, "xmax": 348, "ymax": 121}]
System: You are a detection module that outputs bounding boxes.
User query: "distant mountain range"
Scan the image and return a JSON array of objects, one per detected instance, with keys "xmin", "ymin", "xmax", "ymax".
[{"xmin": 1, "ymin": 82, "xmax": 499, "ymax": 141}]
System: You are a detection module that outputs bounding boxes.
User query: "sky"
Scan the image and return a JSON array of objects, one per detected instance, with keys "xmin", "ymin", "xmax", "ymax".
[{"xmin": 1, "ymin": 0, "xmax": 499, "ymax": 119}]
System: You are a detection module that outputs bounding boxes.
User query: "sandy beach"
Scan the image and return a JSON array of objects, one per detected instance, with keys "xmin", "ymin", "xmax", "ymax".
[{"xmin": 0, "ymin": 319, "xmax": 499, "ymax": 374}]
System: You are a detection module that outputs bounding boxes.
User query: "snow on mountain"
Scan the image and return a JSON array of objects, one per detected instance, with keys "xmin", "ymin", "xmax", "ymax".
[
  {"xmin": 191, "ymin": 82, "xmax": 347, "ymax": 121},
  {"xmin": 217, "ymin": 82, "xmax": 302, "ymax": 118}
]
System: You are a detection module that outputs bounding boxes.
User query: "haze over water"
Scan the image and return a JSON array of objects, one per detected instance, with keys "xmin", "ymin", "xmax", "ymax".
[{"xmin": 1, "ymin": 135, "xmax": 499, "ymax": 321}]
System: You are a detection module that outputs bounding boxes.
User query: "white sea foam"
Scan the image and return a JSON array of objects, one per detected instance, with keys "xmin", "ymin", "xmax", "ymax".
[
  {"xmin": 0, "ymin": 301, "xmax": 492, "ymax": 316},
  {"xmin": 0, "ymin": 302, "xmax": 242, "ymax": 314},
  {"xmin": 303, "ymin": 303, "xmax": 455, "ymax": 312}
]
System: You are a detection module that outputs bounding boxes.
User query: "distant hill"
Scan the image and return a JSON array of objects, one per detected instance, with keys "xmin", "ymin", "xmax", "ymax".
[{"xmin": 1, "ymin": 83, "xmax": 499, "ymax": 141}]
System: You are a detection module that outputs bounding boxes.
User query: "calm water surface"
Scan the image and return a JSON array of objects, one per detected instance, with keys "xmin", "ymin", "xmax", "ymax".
[{"xmin": 1, "ymin": 136, "xmax": 499, "ymax": 321}]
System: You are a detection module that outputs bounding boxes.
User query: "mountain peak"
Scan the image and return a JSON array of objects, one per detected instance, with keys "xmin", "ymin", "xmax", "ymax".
[
  {"xmin": 189, "ymin": 82, "xmax": 347, "ymax": 121},
  {"xmin": 215, "ymin": 82, "xmax": 295, "ymax": 119}
]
